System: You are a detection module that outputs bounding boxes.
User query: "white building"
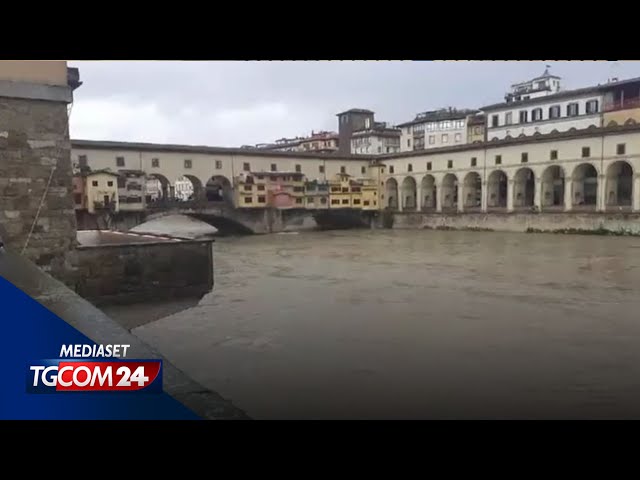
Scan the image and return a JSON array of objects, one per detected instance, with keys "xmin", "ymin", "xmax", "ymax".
[
  {"xmin": 351, "ymin": 123, "xmax": 401, "ymax": 155},
  {"xmin": 482, "ymin": 68, "xmax": 604, "ymax": 141},
  {"xmin": 174, "ymin": 176, "xmax": 194, "ymax": 201},
  {"xmin": 146, "ymin": 178, "xmax": 161, "ymax": 200},
  {"xmin": 398, "ymin": 108, "xmax": 478, "ymax": 152}
]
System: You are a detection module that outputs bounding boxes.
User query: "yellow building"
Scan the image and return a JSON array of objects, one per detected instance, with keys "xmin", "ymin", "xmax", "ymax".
[
  {"xmin": 234, "ymin": 171, "xmax": 306, "ymax": 209},
  {"xmin": 328, "ymin": 173, "xmax": 363, "ymax": 209},
  {"xmin": 305, "ymin": 180, "xmax": 330, "ymax": 209},
  {"xmin": 82, "ymin": 170, "xmax": 119, "ymax": 214}
]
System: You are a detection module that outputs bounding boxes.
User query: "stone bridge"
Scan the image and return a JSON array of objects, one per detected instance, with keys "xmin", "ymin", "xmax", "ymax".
[{"xmin": 140, "ymin": 200, "xmax": 317, "ymax": 235}]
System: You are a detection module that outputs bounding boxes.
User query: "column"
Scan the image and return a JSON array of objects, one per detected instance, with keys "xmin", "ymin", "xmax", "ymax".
[
  {"xmin": 398, "ymin": 186, "xmax": 403, "ymax": 212},
  {"xmin": 416, "ymin": 184, "xmax": 422, "ymax": 212},
  {"xmin": 564, "ymin": 178, "xmax": 573, "ymax": 212},
  {"xmin": 436, "ymin": 182, "xmax": 443, "ymax": 213},
  {"xmin": 457, "ymin": 183, "xmax": 464, "ymax": 213},
  {"xmin": 481, "ymin": 181, "xmax": 488, "ymax": 213},
  {"xmin": 633, "ymin": 174, "xmax": 640, "ymax": 212},
  {"xmin": 507, "ymin": 179, "xmax": 514, "ymax": 212},
  {"xmin": 534, "ymin": 177, "xmax": 542, "ymax": 212},
  {"xmin": 597, "ymin": 174, "xmax": 606, "ymax": 212}
]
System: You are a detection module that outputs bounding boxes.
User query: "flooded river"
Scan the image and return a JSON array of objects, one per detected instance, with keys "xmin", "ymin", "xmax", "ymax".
[{"xmin": 127, "ymin": 230, "xmax": 640, "ymax": 419}]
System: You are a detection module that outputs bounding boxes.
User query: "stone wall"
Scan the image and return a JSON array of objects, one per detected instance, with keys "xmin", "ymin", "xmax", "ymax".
[
  {"xmin": 67, "ymin": 240, "xmax": 214, "ymax": 306},
  {"xmin": 0, "ymin": 96, "xmax": 76, "ymax": 278},
  {"xmin": 385, "ymin": 212, "xmax": 640, "ymax": 234}
]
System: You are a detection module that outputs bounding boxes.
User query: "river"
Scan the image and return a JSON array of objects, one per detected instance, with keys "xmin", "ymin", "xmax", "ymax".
[{"xmin": 118, "ymin": 230, "xmax": 640, "ymax": 419}]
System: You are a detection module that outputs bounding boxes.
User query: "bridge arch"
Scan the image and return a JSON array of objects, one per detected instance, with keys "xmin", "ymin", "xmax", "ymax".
[
  {"xmin": 206, "ymin": 175, "xmax": 233, "ymax": 204},
  {"xmin": 385, "ymin": 178, "xmax": 398, "ymax": 209},
  {"xmin": 400, "ymin": 176, "xmax": 417, "ymax": 211},
  {"xmin": 463, "ymin": 172, "xmax": 482, "ymax": 210},
  {"xmin": 421, "ymin": 175, "xmax": 436, "ymax": 210},
  {"xmin": 441, "ymin": 173, "xmax": 458, "ymax": 210},
  {"xmin": 541, "ymin": 165, "xmax": 565, "ymax": 209},
  {"xmin": 147, "ymin": 173, "xmax": 171, "ymax": 201},
  {"xmin": 487, "ymin": 170, "xmax": 507, "ymax": 208},
  {"xmin": 173, "ymin": 175, "xmax": 204, "ymax": 201},
  {"xmin": 571, "ymin": 163, "xmax": 599, "ymax": 208},
  {"xmin": 605, "ymin": 160, "xmax": 633, "ymax": 209},
  {"xmin": 513, "ymin": 167, "xmax": 535, "ymax": 208}
]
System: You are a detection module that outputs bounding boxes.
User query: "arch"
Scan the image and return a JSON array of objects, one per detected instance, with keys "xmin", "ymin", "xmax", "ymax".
[
  {"xmin": 206, "ymin": 175, "xmax": 233, "ymax": 203},
  {"xmin": 571, "ymin": 163, "xmax": 598, "ymax": 208},
  {"xmin": 550, "ymin": 129, "xmax": 559, "ymax": 134},
  {"xmin": 441, "ymin": 173, "xmax": 458, "ymax": 210},
  {"xmin": 421, "ymin": 175, "xmax": 436, "ymax": 210},
  {"xmin": 513, "ymin": 167, "xmax": 535, "ymax": 208},
  {"xmin": 605, "ymin": 161, "xmax": 633, "ymax": 208},
  {"xmin": 587, "ymin": 124, "xmax": 598, "ymax": 130},
  {"xmin": 173, "ymin": 175, "xmax": 201, "ymax": 202},
  {"xmin": 147, "ymin": 173, "xmax": 171, "ymax": 201},
  {"xmin": 385, "ymin": 178, "xmax": 398, "ymax": 209},
  {"xmin": 400, "ymin": 177, "xmax": 417, "ymax": 211},
  {"xmin": 541, "ymin": 165, "xmax": 565, "ymax": 209},
  {"xmin": 463, "ymin": 172, "xmax": 482, "ymax": 209},
  {"xmin": 607, "ymin": 120, "xmax": 619, "ymax": 128},
  {"xmin": 625, "ymin": 118, "xmax": 637, "ymax": 126},
  {"xmin": 487, "ymin": 170, "xmax": 508, "ymax": 208},
  {"xmin": 568, "ymin": 127, "xmax": 577, "ymax": 133},
  {"xmin": 183, "ymin": 174, "xmax": 204, "ymax": 200}
]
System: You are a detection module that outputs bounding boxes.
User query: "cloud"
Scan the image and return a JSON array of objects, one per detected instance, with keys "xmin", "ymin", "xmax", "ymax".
[{"xmin": 68, "ymin": 61, "xmax": 640, "ymax": 147}]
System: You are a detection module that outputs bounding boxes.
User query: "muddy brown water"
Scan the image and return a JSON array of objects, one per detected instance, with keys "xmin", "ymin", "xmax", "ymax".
[{"xmin": 109, "ymin": 230, "xmax": 640, "ymax": 419}]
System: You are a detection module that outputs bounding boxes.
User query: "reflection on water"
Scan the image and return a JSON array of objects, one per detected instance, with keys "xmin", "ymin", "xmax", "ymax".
[{"xmin": 131, "ymin": 230, "xmax": 640, "ymax": 419}]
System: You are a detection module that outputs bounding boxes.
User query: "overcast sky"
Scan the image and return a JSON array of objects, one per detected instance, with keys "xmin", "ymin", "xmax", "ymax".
[{"xmin": 68, "ymin": 61, "xmax": 640, "ymax": 147}]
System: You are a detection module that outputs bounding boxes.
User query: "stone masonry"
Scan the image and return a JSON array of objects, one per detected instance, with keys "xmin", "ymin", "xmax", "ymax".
[{"xmin": 0, "ymin": 96, "xmax": 77, "ymax": 279}]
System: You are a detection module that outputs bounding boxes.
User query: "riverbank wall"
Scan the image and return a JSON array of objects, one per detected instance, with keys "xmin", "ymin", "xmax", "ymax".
[{"xmin": 376, "ymin": 212, "xmax": 640, "ymax": 235}]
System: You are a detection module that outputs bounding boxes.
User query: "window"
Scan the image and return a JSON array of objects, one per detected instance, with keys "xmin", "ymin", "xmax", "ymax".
[
  {"xmin": 617, "ymin": 143, "xmax": 626, "ymax": 155},
  {"xmin": 429, "ymin": 135, "xmax": 435, "ymax": 145},
  {"xmin": 257, "ymin": 185, "xmax": 265, "ymax": 191},
  {"xmin": 361, "ymin": 166, "xmax": 366, "ymax": 174},
  {"xmin": 117, "ymin": 177, "xmax": 126, "ymax": 188},
  {"xmin": 293, "ymin": 186, "xmax": 304, "ymax": 193},
  {"xmin": 215, "ymin": 160, "xmax": 222, "ymax": 170},
  {"xmin": 447, "ymin": 160, "xmax": 453, "ymax": 169},
  {"xmin": 407, "ymin": 139, "xmax": 411, "ymax": 148},
  {"xmin": 78, "ymin": 155, "xmax": 88, "ymax": 167},
  {"xmin": 521, "ymin": 152, "xmax": 528, "ymax": 163},
  {"xmin": 244, "ymin": 185, "xmax": 252, "ymax": 191},
  {"xmin": 258, "ymin": 196, "xmax": 266, "ymax": 203},
  {"xmin": 426, "ymin": 162, "xmax": 432, "ymax": 171},
  {"xmin": 519, "ymin": 110, "xmax": 528, "ymax": 124},
  {"xmin": 342, "ymin": 187, "xmax": 349, "ymax": 193},
  {"xmin": 351, "ymin": 187, "xmax": 361, "ymax": 193},
  {"xmin": 363, "ymin": 200, "xmax": 370, "ymax": 206},
  {"xmin": 243, "ymin": 163, "xmax": 250, "ymax": 172},
  {"xmin": 342, "ymin": 199, "xmax": 349, "ymax": 205},
  {"xmin": 549, "ymin": 105, "xmax": 561, "ymax": 119},
  {"xmin": 389, "ymin": 166, "xmax": 395, "ymax": 174},
  {"xmin": 505, "ymin": 112, "xmax": 513, "ymax": 125},
  {"xmin": 491, "ymin": 115, "xmax": 499, "ymax": 127},
  {"xmin": 471, "ymin": 157, "xmax": 477, "ymax": 167},
  {"xmin": 107, "ymin": 180, "xmax": 114, "ymax": 187},
  {"xmin": 296, "ymin": 198, "xmax": 303, "ymax": 205},
  {"xmin": 151, "ymin": 158, "xmax": 160, "ymax": 168},
  {"xmin": 532, "ymin": 108, "xmax": 543, "ymax": 121},
  {"xmin": 567, "ymin": 103, "xmax": 579, "ymax": 117},
  {"xmin": 319, "ymin": 165, "xmax": 325, "ymax": 173},
  {"xmin": 184, "ymin": 159, "xmax": 192, "ymax": 169},
  {"xmin": 408, "ymin": 164, "xmax": 413, "ymax": 172},
  {"xmin": 442, "ymin": 134, "xmax": 449, "ymax": 143},
  {"xmin": 244, "ymin": 197, "xmax": 253, "ymax": 204},
  {"xmin": 92, "ymin": 180, "xmax": 98, "ymax": 187},
  {"xmin": 582, "ymin": 147, "xmax": 590, "ymax": 158},
  {"xmin": 550, "ymin": 150, "xmax": 558, "ymax": 160},
  {"xmin": 320, "ymin": 198, "xmax": 327, "ymax": 204},
  {"xmin": 378, "ymin": 146, "xmax": 382, "ymax": 153},
  {"xmin": 295, "ymin": 164, "xmax": 301, "ymax": 173},
  {"xmin": 495, "ymin": 155, "xmax": 502, "ymax": 165},
  {"xmin": 331, "ymin": 199, "xmax": 340, "ymax": 205},
  {"xmin": 353, "ymin": 199, "xmax": 361, "ymax": 205},
  {"xmin": 586, "ymin": 100, "xmax": 599, "ymax": 115},
  {"xmin": 116, "ymin": 156, "xmax": 125, "ymax": 167},
  {"xmin": 474, "ymin": 126, "xmax": 482, "ymax": 135},
  {"xmin": 271, "ymin": 163, "xmax": 277, "ymax": 172},
  {"xmin": 340, "ymin": 166, "xmax": 346, "ymax": 174},
  {"xmin": 454, "ymin": 133, "xmax": 462, "ymax": 143}
]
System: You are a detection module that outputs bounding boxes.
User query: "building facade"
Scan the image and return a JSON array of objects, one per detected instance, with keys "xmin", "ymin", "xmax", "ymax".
[
  {"xmin": 117, "ymin": 170, "xmax": 146, "ymax": 211},
  {"xmin": 351, "ymin": 124, "xmax": 401, "ymax": 155},
  {"xmin": 79, "ymin": 171, "xmax": 120, "ymax": 214},
  {"xmin": 398, "ymin": 108, "xmax": 479, "ymax": 153}
]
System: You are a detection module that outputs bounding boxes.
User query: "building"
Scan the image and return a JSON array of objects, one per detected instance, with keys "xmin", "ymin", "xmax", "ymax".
[
  {"xmin": 467, "ymin": 113, "xmax": 486, "ymax": 144},
  {"xmin": 234, "ymin": 171, "xmax": 306, "ymax": 209},
  {"xmin": 146, "ymin": 177, "xmax": 162, "ymax": 202},
  {"xmin": 351, "ymin": 122, "xmax": 401, "ymax": 155},
  {"xmin": 328, "ymin": 173, "xmax": 363, "ymax": 209},
  {"xmin": 78, "ymin": 170, "xmax": 120, "ymax": 214},
  {"xmin": 398, "ymin": 107, "xmax": 479, "ymax": 152},
  {"xmin": 305, "ymin": 180, "xmax": 330, "ymax": 209},
  {"xmin": 299, "ymin": 131, "xmax": 339, "ymax": 153},
  {"xmin": 117, "ymin": 170, "xmax": 146, "ymax": 211},
  {"xmin": 481, "ymin": 69, "xmax": 640, "ymax": 141},
  {"xmin": 336, "ymin": 108, "xmax": 376, "ymax": 155},
  {"xmin": 174, "ymin": 176, "xmax": 195, "ymax": 201}
]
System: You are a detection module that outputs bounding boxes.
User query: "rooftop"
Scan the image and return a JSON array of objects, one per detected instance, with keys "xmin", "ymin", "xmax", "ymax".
[
  {"xmin": 397, "ymin": 108, "xmax": 479, "ymax": 128},
  {"xmin": 336, "ymin": 108, "xmax": 374, "ymax": 116}
]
